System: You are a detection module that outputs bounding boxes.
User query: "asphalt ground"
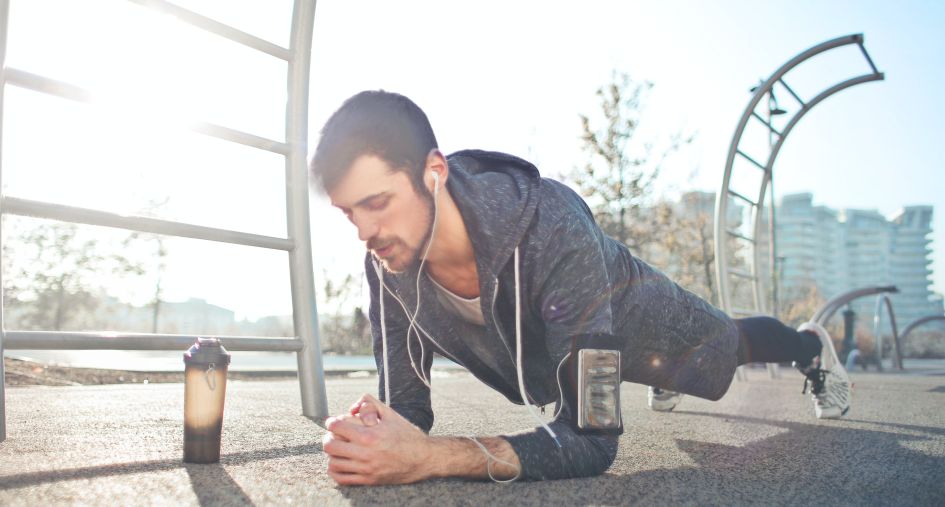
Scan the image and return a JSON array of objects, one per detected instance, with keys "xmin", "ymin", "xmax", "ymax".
[{"xmin": 1, "ymin": 368, "xmax": 943, "ymax": 506}]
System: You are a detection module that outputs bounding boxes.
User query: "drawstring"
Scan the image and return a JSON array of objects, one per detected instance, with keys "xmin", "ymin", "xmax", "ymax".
[
  {"xmin": 513, "ymin": 246, "xmax": 560, "ymax": 446},
  {"xmin": 378, "ymin": 263, "xmax": 391, "ymax": 405}
]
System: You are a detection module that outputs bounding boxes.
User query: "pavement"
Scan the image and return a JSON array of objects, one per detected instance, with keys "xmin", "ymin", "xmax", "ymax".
[{"xmin": 1, "ymin": 368, "xmax": 943, "ymax": 506}]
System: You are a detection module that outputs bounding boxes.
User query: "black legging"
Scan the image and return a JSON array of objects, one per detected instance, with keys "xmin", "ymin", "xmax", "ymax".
[{"xmin": 734, "ymin": 316, "xmax": 822, "ymax": 368}]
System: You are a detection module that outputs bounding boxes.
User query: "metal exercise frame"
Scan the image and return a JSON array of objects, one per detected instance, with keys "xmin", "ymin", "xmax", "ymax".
[
  {"xmin": 811, "ymin": 286, "xmax": 902, "ymax": 370},
  {"xmin": 714, "ymin": 34, "xmax": 884, "ymax": 380},
  {"xmin": 0, "ymin": 0, "xmax": 327, "ymax": 442}
]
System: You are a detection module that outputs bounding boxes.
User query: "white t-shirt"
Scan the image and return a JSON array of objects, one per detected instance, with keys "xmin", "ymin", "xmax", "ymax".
[{"xmin": 428, "ymin": 275, "xmax": 486, "ymax": 326}]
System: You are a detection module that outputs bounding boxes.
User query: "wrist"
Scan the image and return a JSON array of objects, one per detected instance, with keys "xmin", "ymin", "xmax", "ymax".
[{"xmin": 421, "ymin": 436, "xmax": 450, "ymax": 479}]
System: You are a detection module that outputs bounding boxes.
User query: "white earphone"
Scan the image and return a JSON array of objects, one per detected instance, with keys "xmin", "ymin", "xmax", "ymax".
[{"xmin": 431, "ymin": 171, "xmax": 439, "ymax": 190}]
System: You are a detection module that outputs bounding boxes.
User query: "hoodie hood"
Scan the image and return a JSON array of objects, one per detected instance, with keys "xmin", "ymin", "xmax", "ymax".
[{"xmin": 445, "ymin": 149, "xmax": 542, "ymax": 279}]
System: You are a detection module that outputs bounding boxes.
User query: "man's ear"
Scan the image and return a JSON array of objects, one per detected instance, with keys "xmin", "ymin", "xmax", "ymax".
[{"xmin": 425, "ymin": 149, "xmax": 448, "ymax": 190}]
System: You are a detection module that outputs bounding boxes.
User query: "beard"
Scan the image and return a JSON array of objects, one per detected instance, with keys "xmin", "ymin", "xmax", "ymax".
[{"xmin": 370, "ymin": 186, "xmax": 435, "ymax": 274}]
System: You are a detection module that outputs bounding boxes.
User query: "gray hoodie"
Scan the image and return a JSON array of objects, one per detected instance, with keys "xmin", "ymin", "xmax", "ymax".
[{"xmin": 364, "ymin": 149, "xmax": 739, "ymax": 481}]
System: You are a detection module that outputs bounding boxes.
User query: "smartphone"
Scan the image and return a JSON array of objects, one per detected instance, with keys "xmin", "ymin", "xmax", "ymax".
[{"xmin": 576, "ymin": 348, "xmax": 622, "ymax": 431}]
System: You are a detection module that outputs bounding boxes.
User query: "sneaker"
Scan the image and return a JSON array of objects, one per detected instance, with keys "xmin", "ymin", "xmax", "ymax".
[
  {"xmin": 648, "ymin": 386, "xmax": 684, "ymax": 412},
  {"xmin": 796, "ymin": 322, "xmax": 852, "ymax": 419}
]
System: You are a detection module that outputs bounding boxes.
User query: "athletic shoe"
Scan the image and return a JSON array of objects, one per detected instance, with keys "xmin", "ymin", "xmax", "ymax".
[
  {"xmin": 796, "ymin": 322, "xmax": 852, "ymax": 419},
  {"xmin": 647, "ymin": 386, "xmax": 684, "ymax": 412}
]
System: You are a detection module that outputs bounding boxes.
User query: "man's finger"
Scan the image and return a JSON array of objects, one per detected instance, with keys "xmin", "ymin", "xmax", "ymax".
[
  {"xmin": 325, "ymin": 416, "xmax": 370, "ymax": 444},
  {"xmin": 327, "ymin": 456, "xmax": 372, "ymax": 475},
  {"xmin": 322, "ymin": 433, "xmax": 363, "ymax": 459},
  {"xmin": 329, "ymin": 470, "xmax": 373, "ymax": 486},
  {"xmin": 357, "ymin": 401, "xmax": 380, "ymax": 426},
  {"xmin": 358, "ymin": 393, "xmax": 394, "ymax": 418}
]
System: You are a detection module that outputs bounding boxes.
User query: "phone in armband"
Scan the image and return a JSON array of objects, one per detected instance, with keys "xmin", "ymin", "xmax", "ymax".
[{"xmin": 576, "ymin": 348, "xmax": 622, "ymax": 434}]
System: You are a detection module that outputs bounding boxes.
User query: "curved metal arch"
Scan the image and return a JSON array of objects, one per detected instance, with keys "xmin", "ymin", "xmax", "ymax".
[
  {"xmin": 715, "ymin": 33, "xmax": 885, "ymax": 316},
  {"xmin": 714, "ymin": 35, "xmax": 884, "ymax": 381},
  {"xmin": 872, "ymin": 294, "xmax": 903, "ymax": 371},
  {"xmin": 900, "ymin": 315, "xmax": 945, "ymax": 343},
  {"xmin": 812, "ymin": 285, "xmax": 898, "ymax": 325},
  {"xmin": 750, "ymin": 72, "xmax": 886, "ymax": 295}
]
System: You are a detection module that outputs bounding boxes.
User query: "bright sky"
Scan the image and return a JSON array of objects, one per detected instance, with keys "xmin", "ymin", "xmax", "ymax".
[{"xmin": 3, "ymin": 0, "xmax": 943, "ymax": 321}]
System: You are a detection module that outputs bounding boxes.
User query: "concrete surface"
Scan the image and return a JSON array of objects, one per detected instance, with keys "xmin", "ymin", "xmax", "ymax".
[{"xmin": 1, "ymin": 368, "xmax": 943, "ymax": 506}]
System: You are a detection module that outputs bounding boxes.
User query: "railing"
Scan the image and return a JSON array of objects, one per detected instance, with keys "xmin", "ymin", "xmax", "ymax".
[{"xmin": 0, "ymin": 0, "xmax": 327, "ymax": 442}]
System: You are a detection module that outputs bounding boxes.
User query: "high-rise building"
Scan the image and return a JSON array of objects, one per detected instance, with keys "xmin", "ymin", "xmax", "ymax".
[{"xmin": 775, "ymin": 193, "xmax": 940, "ymax": 328}]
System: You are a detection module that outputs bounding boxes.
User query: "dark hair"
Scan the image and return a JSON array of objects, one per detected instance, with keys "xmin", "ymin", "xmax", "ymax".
[{"xmin": 311, "ymin": 90, "xmax": 438, "ymax": 193}]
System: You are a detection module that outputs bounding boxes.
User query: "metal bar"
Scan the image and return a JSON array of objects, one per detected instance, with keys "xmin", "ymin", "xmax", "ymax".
[
  {"xmin": 750, "ymin": 111, "xmax": 783, "ymax": 137},
  {"xmin": 1, "ymin": 0, "xmax": 10, "ymax": 444},
  {"xmin": 812, "ymin": 285, "xmax": 898, "ymax": 326},
  {"xmin": 778, "ymin": 78, "xmax": 806, "ymax": 107},
  {"xmin": 727, "ymin": 188, "xmax": 758, "ymax": 207},
  {"xmin": 4, "ymin": 67, "xmax": 93, "ymax": 102},
  {"xmin": 189, "ymin": 122, "xmax": 291, "ymax": 156},
  {"xmin": 752, "ymin": 168, "xmax": 770, "ymax": 316},
  {"xmin": 726, "ymin": 229, "xmax": 754, "ymax": 243},
  {"xmin": 4, "ymin": 68, "xmax": 290, "ymax": 155},
  {"xmin": 901, "ymin": 315, "xmax": 945, "ymax": 343},
  {"xmin": 873, "ymin": 295, "xmax": 904, "ymax": 371},
  {"xmin": 856, "ymin": 41, "xmax": 880, "ymax": 75},
  {"xmin": 729, "ymin": 268, "xmax": 756, "ymax": 280},
  {"xmin": 126, "ymin": 0, "xmax": 292, "ymax": 61},
  {"xmin": 4, "ymin": 331, "xmax": 303, "ymax": 351},
  {"xmin": 285, "ymin": 0, "xmax": 327, "ymax": 422},
  {"xmin": 736, "ymin": 149, "xmax": 767, "ymax": 172},
  {"xmin": 2, "ymin": 196, "xmax": 294, "ymax": 251}
]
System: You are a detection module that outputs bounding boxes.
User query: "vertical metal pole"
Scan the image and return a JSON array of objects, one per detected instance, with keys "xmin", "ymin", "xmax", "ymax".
[
  {"xmin": 0, "ymin": 0, "xmax": 11, "ymax": 443},
  {"xmin": 285, "ymin": 0, "xmax": 327, "ymax": 420},
  {"xmin": 841, "ymin": 306, "xmax": 856, "ymax": 363},
  {"xmin": 766, "ymin": 93, "xmax": 781, "ymax": 321}
]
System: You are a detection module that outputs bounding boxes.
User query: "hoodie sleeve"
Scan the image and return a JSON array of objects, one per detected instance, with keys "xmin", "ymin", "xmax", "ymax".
[
  {"xmin": 535, "ymin": 210, "xmax": 615, "ymax": 343},
  {"xmin": 364, "ymin": 255, "xmax": 435, "ymax": 432},
  {"xmin": 502, "ymin": 404, "xmax": 618, "ymax": 480},
  {"xmin": 501, "ymin": 210, "xmax": 622, "ymax": 480}
]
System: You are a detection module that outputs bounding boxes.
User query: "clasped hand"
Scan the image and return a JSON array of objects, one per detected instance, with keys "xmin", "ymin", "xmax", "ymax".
[{"xmin": 322, "ymin": 394, "xmax": 434, "ymax": 485}]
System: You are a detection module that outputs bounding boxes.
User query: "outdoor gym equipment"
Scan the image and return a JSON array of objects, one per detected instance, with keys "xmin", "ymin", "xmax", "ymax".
[
  {"xmin": 0, "ymin": 0, "xmax": 327, "ymax": 442},
  {"xmin": 714, "ymin": 34, "xmax": 884, "ymax": 380}
]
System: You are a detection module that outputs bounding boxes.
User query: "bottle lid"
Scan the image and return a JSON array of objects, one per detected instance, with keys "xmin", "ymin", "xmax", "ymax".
[{"xmin": 183, "ymin": 337, "xmax": 231, "ymax": 366}]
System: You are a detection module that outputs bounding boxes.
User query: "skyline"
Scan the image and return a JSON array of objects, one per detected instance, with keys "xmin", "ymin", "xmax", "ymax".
[{"xmin": 2, "ymin": 0, "xmax": 943, "ymax": 321}]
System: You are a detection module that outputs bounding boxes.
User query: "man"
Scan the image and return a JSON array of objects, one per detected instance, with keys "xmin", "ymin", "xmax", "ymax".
[{"xmin": 310, "ymin": 90, "xmax": 851, "ymax": 485}]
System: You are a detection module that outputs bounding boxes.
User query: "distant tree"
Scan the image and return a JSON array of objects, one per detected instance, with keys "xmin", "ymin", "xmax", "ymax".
[
  {"xmin": 652, "ymin": 194, "xmax": 717, "ymax": 304},
  {"xmin": 3, "ymin": 221, "xmax": 145, "ymax": 331},
  {"xmin": 318, "ymin": 271, "xmax": 371, "ymax": 355},
  {"xmin": 125, "ymin": 230, "xmax": 168, "ymax": 333},
  {"xmin": 126, "ymin": 198, "xmax": 171, "ymax": 334},
  {"xmin": 780, "ymin": 283, "xmax": 826, "ymax": 329},
  {"xmin": 572, "ymin": 71, "xmax": 693, "ymax": 254}
]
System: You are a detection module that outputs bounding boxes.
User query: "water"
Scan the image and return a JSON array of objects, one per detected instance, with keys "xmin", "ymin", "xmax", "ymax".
[{"xmin": 5, "ymin": 349, "xmax": 461, "ymax": 372}]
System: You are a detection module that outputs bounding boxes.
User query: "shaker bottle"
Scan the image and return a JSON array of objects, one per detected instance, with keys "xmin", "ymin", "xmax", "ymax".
[{"xmin": 183, "ymin": 337, "xmax": 231, "ymax": 463}]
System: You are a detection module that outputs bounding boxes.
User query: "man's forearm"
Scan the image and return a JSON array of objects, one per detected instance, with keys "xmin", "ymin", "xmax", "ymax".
[{"xmin": 426, "ymin": 436, "xmax": 521, "ymax": 481}]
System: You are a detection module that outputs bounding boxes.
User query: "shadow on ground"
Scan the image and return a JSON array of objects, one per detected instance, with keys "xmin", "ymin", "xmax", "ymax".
[
  {"xmin": 0, "ymin": 443, "xmax": 321, "ymax": 493},
  {"xmin": 334, "ymin": 411, "xmax": 944, "ymax": 506}
]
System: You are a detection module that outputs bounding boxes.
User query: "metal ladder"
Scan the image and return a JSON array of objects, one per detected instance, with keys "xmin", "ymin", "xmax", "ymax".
[
  {"xmin": 0, "ymin": 0, "xmax": 328, "ymax": 442},
  {"xmin": 714, "ymin": 34, "xmax": 884, "ymax": 380}
]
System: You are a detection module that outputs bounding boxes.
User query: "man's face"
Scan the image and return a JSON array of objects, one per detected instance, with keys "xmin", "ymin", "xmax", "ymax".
[{"xmin": 329, "ymin": 154, "xmax": 434, "ymax": 273}]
